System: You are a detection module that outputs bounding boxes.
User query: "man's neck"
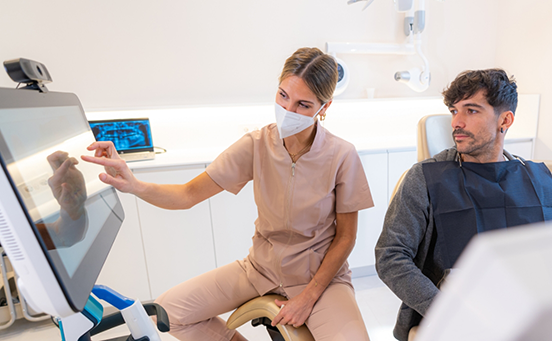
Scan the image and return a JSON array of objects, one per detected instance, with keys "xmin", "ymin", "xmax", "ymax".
[{"xmin": 460, "ymin": 149, "xmax": 505, "ymax": 163}]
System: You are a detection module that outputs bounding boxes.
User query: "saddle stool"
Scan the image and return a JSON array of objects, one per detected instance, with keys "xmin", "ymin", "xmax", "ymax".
[{"xmin": 226, "ymin": 295, "xmax": 314, "ymax": 341}]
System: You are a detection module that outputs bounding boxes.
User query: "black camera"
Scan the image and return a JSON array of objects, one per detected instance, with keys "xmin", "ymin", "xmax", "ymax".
[{"xmin": 3, "ymin": 58, "xmax": 52, "ymax": 92}]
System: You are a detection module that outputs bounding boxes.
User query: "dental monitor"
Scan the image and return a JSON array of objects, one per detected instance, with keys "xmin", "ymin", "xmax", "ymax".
[
  {"xmin": 0, "ymin": 87, "xmax": 124, "ymax": 317},
  {"xmin": 415, "ymin": 221, "xmax": 552, "ymax": 341}
]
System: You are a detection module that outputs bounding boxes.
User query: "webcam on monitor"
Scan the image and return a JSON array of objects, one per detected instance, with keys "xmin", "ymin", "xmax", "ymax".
[{"xmin": 3, "ymin": 58, "xmax": 52, "ymax": 92}]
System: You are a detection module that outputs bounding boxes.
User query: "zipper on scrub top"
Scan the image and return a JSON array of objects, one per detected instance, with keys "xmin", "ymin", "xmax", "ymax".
[{"xmin": 276, "ymin": 161, "xmax": 296, "ymax": 289}]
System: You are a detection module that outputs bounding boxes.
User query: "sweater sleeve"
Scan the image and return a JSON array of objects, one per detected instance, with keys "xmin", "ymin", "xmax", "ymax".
[{"xmin": 375, "ymin": 162, "xmax": 439, "ymax": 317}]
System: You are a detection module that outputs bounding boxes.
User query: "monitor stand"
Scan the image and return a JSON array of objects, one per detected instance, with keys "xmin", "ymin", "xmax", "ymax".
[{"xmin": 58, "ymin": 285, "xmax": 169, "ymax": 341}]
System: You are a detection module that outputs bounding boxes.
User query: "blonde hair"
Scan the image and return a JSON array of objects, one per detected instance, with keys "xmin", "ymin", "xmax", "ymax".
[{"xmin": 279, "ymin": 47, "xmax": 338, "ymax": 104}]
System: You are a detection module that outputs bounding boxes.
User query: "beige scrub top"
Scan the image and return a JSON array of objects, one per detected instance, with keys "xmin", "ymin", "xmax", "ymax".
[{"xmin": 206, "ymin": 122, "xmax": 374, "ymax": 298}]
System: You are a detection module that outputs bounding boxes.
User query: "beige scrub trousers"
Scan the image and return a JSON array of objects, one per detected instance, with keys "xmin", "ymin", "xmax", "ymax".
[{"xmin": 155, "ymin": 122, "xmax": 374, "ymax": 341}]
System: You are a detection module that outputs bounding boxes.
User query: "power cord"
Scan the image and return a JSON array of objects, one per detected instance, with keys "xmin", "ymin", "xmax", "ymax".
[{"xmin": 154, "ymin": 146, "xmax": 167, "ymax": 154}]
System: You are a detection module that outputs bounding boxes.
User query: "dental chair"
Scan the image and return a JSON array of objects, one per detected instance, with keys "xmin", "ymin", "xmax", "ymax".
[
  {"xmin": 388, "ymin": 114, "xmax": 452, "ymax": 203},
  {"xmin": 227, "ymin": 295, "xmax": 314, "ymax": 341},
  {"xmin": 416, "ymin": 114, "xmax": 454, "ymax": 162}
]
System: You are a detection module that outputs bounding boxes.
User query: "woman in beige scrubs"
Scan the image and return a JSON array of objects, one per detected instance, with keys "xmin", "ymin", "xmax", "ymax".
[{"xmin": 82, "ymin": 47, "xmax": 374, "ymax": 341}]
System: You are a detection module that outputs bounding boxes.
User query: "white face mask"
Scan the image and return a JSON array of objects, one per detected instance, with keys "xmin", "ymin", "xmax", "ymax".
[{"xmin": 274, "ymin": 103, "xmax": 325, "ymax": 139}]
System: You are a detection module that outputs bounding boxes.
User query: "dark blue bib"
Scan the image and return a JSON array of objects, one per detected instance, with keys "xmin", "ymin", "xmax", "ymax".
[{"xmin": 423, "ymin": 159, "xmax": 552, "ymax": 268}]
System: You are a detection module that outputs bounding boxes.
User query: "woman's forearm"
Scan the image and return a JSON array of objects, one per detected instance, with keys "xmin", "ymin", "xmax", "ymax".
[
  {"xmin": 133, "ymin": 181, "xmax": 189, "ymax": 209},
  {"xmin": 133, "ymin": 172, "xmax": 223, "ymax": 210}
]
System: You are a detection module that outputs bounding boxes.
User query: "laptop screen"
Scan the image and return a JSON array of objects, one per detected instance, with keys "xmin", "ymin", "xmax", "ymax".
[{"xmin": 89, "ymin": 118, "xmax": 154, "ymax": 154}]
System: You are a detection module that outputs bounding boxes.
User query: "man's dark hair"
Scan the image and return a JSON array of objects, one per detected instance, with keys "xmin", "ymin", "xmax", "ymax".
[{"xmin": 442, "ymin": 69, "xmax": 518, "ymax": 115}]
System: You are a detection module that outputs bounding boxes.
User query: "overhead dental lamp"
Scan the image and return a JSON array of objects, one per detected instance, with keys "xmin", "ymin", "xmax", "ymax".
[{"xmin": 329, "ymin": 0, "xmax": 436, "ymax": 93}]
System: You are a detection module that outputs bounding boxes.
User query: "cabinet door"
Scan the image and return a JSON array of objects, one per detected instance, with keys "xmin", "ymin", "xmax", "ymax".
[
  {"xmin": 134, "ymin": 166, "xmax": 216, "ymax": 299},
  {"xmin": 96, "ymin": 192, "xmax": 151, "ymax": 302},
  {"xmin": 349, "ymin": 152, "xmax": 388, "ymax": 273},
  {"xmin": 504, "ymin": 140, "xmax": 533, "ymax": 160},
  {"xmin": 209, "ymin": 182, "xmax": 257, "ymax": 267},
  {"xmin": 388, "ymin": 150, "xmax": 417, "ymax": 203}
]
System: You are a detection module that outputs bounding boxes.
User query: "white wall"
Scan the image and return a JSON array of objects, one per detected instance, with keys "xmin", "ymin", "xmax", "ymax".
[
  {"xmin": 0, "ymin": 0, "xmax": 502, "ymax": 111},
  {"xmin": 495, "ymin": 1, "xmax": 552, "ymax": 160},
  {"xmin": 7, "ymin": 1, "xmax": 552, "ymax": 157}
]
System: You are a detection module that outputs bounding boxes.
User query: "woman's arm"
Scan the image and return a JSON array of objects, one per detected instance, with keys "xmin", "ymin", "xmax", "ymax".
[
  {"xmin": 134, "ymin": 172, "xmax": 223, "ymax": 210},
  {"xmin": 82, "ymin": 141, "xmax": 223, "ymax": 209},
  {"xmin": 271, "ymin": 211, "xmax": 358, "ymax": 328}
]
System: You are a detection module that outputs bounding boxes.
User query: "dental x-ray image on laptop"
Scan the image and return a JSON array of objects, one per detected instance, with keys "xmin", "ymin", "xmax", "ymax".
[{"xmin": 89, "ymin": 118, "xmax": 156, "ymax": 162}]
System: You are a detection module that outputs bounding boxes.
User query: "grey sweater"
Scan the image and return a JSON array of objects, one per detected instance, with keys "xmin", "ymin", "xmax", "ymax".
[
  {"xmin": 376, "ymin": 148, "xmax": 496, "ymax": 341},
  {"xmin": 376, "ymin": 148, "xmax": 520, "ymax": 340}
]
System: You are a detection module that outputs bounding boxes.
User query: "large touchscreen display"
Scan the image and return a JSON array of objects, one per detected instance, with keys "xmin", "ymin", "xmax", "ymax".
[
  {"xmin": 0, "ymin": 105, "xmax": 122, "ymax": 278},
  {"xmin": 0, "ymin": 88, "xmax": 124, "ymax": 313},
  {"xmin": 0, "ymin": 107, "xmax": 122, "ymax": 277}
]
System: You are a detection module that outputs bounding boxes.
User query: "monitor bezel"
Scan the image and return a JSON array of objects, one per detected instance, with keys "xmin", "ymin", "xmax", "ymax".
[{"xmin": 0, "ymin": 87, "xmax": 124, "ymax": 315}]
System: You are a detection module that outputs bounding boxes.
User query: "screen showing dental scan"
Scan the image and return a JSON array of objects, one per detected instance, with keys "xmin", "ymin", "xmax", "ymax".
[
  {"xmin": 0, "ymin": 87, "xmax": 124, "ymax": 316},
  {"xmin": 89, "ymin": 118, "xmax": 154, "ymax": 153}
]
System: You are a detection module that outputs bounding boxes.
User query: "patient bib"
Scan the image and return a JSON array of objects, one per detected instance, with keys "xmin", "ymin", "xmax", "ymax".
[{"xmin": 423, "ymin": 158, "xmax": 552, "ymax": 268}]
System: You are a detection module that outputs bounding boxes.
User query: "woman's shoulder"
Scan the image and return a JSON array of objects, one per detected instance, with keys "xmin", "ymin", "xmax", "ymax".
[
  {"xmin": 234, "ymin": 123, "xmax": 277, "ymax": 148},
  {"xmin": 248, "ymin": 123, "xmax": 278, "ymax": 140},
  {"xmin": 321, "ymin": 126, "xmax": 357, "ymax": 153}
]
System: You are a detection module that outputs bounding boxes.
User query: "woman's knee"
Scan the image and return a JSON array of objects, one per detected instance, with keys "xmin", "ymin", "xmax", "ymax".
[
  {"xmin": 307, "ymin": 283, "xmax": 369, "ymax": 341},
  {"xmin": 152, "ymin": 262, "xmax": 258, "ymax": 328}
]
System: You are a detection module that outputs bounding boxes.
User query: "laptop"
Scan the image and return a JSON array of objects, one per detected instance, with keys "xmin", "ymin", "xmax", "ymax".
[{"xmin": 89, "ymin": 118, "xmax": 156, "ymax": 162}]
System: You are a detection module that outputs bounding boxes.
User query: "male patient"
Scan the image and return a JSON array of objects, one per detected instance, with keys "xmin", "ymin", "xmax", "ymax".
[{"xmin": 375, "ymin": 69, "xmax": 552, "ymax": 341}]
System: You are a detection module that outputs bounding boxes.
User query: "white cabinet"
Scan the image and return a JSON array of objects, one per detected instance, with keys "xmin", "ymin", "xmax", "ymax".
[
  {"xmin": 348, "ymin": 152, "xmax": 388, "ymax": 274},
  {"xmin": 349, "ymin": 150, "xmax": 417, "ymax": 276},
  {"xmin": 209, "ymin": 181, "xmax": 257, "ymax": 268},
  {"xmin": 388, "ymin": 150, "xmax": 417, "ymax": 202},
  {"xmin": 96, "ymin": 192, "xmax": 151, "ymax": 302},
  {"xmin": 504, "ymin": 140, "xmax": 533, "ymax": 160},
  {"xmin": 133, "ymin": 165, "xmax": 217, "ymax": 299}
]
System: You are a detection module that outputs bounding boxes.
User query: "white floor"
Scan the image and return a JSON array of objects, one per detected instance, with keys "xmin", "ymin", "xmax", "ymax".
[{"xmin": 0, "ymin": 275, "xmax": 401, "ymax": 341}]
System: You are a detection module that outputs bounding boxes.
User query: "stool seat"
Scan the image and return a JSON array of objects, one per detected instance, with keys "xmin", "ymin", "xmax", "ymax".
[{"xmin": 226, "ymin": 295, "xmax": 314, "ymax": 341}]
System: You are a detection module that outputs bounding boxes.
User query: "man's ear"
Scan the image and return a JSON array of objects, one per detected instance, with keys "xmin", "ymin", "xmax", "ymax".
[{"xmin": 500, "ymin": 110, "xmax": 515, "ymax": 131}]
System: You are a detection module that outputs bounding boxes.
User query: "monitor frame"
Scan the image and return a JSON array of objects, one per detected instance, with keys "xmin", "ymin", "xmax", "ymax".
[{"xmin": 0, "ymin": 87, "xmax": 124, "ymax": 317}]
